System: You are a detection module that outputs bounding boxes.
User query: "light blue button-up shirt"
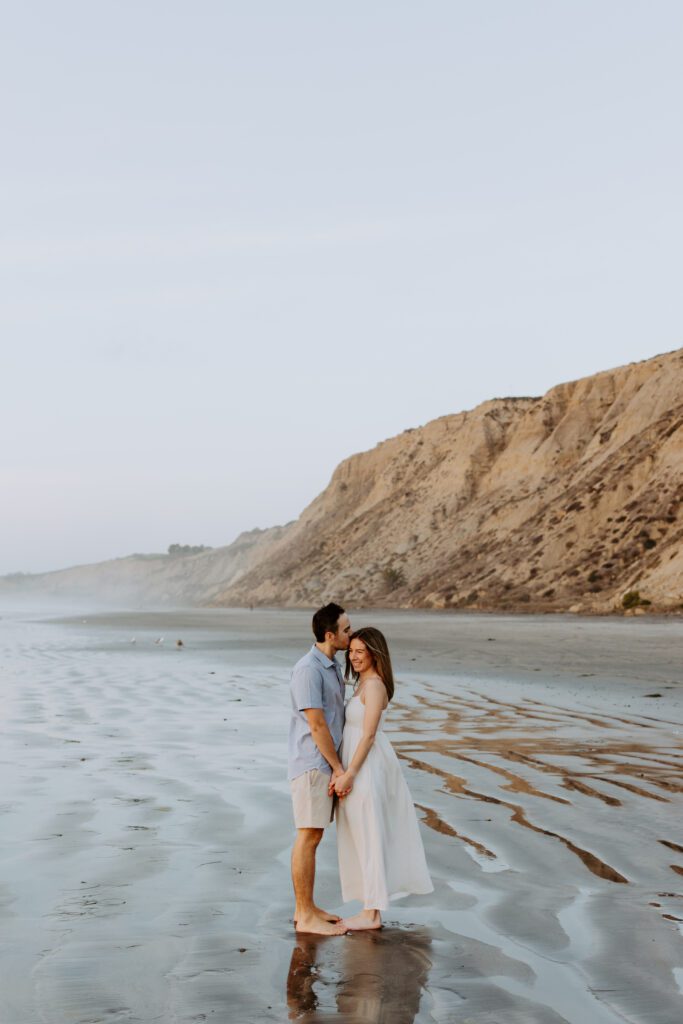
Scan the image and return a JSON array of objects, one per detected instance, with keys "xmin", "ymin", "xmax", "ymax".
[{"xmin": 288, "ymin": 645, "xmax": 346, "ymax": 781}]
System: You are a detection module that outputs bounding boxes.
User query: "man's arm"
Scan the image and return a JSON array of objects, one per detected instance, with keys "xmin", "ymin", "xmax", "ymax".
[{"xmin": 303, "ymin": 708, "xmax": 343, "ymax": 776}]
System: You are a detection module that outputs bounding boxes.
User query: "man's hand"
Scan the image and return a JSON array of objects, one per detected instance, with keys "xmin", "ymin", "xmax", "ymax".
[{"xmin": 328, "ymin": 766, "xmax": 344, "ymax": 797}]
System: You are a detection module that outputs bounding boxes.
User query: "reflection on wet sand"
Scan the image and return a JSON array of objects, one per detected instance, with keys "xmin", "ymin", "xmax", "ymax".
[{"xmin": 287, "ymin": 929, "xmax": 432, "ymax": 1023}]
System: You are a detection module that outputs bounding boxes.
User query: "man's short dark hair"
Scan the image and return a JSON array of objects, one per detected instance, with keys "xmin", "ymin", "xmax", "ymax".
[{"xmin": 312, "ymin": 603, "xmax": 345, "ymax": 643}]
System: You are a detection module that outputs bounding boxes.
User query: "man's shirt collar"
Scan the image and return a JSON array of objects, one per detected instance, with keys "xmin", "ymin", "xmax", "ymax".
[{"xmin": 311, "ymin": 644, "xmax": 339, "ymax": 669}]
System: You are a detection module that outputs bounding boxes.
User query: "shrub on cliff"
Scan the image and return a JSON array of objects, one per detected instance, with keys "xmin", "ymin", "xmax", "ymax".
[
  {"xmin": 382, "ymin": 566, "xmax": 406, "ymax": 590},
  {"xmin": 622, "ymin": 591, "xmax": 651, "ymax": 609},
  {"xmin": 167, "ymin": 544, "xmax": 213, "ymax": 557}
]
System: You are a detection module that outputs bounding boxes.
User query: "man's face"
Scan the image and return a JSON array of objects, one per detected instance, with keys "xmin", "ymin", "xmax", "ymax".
[{"xmin": 330, "ymin": 613, "xmax": 352, "ymax": 651}]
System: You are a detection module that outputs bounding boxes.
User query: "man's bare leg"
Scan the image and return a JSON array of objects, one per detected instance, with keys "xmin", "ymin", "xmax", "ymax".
[
  {"xmin": 340, "ymin": 909, "xmax": 382, "ymax": 931},
  {"xmin": 291, "ymin": 828, "xmax": 345, "ymax": 935}
]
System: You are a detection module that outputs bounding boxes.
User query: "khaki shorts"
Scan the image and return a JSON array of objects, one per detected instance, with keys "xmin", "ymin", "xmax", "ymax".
[{"xmin": 291, "ymin": 769, "xmax": 334, "ymax": 829}]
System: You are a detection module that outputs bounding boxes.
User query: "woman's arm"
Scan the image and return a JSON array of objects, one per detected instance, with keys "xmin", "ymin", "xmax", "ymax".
[{"xmin": 334, "ymin": 679, "xmax": 386, "ymax": 795}]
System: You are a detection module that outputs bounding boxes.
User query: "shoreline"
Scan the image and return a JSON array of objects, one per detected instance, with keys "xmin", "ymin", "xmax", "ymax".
[{"xmin": 3, "ymin": 580, "xmax": 683, "ymax": 620}]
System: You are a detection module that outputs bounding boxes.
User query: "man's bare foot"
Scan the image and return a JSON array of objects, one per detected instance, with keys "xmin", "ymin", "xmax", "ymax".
[
  {"xmin": 295, "ymin": 913, "xmax": 347, "ymax": 935},
  {"xmin": 340, "ymin": 909, "xmax": 382, "ymax": 931},
  {"xmin": 293, "ymin": 905, "xmax": 340, "ymax": 925}
]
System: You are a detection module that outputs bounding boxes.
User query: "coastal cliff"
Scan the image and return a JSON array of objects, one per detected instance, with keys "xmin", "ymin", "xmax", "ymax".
[
  {"xmin": 215, "ymin": 348, "xmax": 683, "ymax": 613},
  {"xmin": 3, "ymin": 349, "xmax": 682, "ymax": 613}
]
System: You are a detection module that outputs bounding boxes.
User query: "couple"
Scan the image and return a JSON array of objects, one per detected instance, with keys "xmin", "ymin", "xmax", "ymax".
[{"xmin": 288, "ymin": 602, "xmax": 432, "ymax": 935}]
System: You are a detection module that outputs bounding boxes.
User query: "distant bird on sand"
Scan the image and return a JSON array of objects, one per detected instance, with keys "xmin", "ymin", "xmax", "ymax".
[
  {"xmin": 176, "ymin": 639, "xmax": 184, "ymax": 648},
  {"xmin": 154, "ymin": 637, "xmax": 164, "ymax": 645},
  {"xmin": 130, "ymin": 638, "xmax": 136, "ymax": 644}
]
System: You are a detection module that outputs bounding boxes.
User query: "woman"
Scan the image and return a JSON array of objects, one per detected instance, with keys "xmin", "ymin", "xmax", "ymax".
[{"xmin": 334, "ymin": 627, "xmax": 433, "ymax": 930}]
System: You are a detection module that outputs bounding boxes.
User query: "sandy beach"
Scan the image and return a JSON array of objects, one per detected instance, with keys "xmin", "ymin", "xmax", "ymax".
[{"xmin": 1, "ymin": 606, "xmax": 682, "ymax": 1023}]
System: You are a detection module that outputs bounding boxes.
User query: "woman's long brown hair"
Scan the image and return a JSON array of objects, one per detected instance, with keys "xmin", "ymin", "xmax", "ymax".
[{"xmin": 345, "ymin": 626, "xmax": 395, "ymax": 702}]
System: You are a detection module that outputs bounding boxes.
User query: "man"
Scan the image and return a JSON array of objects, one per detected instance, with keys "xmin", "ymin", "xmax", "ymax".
[{"xmin": 289, "ymin": 602, "xmax": 352, "ymax": 935}]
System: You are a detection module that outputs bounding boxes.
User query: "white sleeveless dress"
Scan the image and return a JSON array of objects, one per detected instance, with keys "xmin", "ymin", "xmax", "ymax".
[{"xmin": 336, "ymin": 693, "xmax": 433, "ymax": 910}]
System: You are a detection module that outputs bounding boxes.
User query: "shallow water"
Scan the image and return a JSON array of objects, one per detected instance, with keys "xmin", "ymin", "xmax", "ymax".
[{"xmin": 1, "ymin": 606, "xmax": 682, "ymax": 1023}]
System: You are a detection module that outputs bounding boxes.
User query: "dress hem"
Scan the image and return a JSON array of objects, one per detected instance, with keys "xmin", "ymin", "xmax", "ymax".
[{"xmin": 341, "ymin": 884, "xmax": 434, "ymax": 911}]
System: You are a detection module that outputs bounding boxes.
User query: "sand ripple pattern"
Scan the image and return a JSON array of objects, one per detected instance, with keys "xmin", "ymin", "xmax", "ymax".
[{"xmin": 0, "ymin": 609, "xmax": 682, "ymax": 1024}]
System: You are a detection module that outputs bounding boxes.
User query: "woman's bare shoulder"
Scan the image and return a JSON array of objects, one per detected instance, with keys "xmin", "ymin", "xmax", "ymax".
[{"xmin": 360, "ymin": 675, "xmax": 388, "ymax": 707}]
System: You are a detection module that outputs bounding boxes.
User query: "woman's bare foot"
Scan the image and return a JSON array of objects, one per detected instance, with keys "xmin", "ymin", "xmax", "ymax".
[
  {"xmin": 295, "ymin": 912, "xmax": 347, "ymax": 935},
  {"xmin": 341, "ymin": 909, "xmax": 382, "ymax": 931}
]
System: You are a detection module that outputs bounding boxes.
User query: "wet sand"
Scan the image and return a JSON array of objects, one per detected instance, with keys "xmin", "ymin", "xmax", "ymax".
[{"xmin": 1, "ymin": 607, "xmax": 682, "ymax": 1023}]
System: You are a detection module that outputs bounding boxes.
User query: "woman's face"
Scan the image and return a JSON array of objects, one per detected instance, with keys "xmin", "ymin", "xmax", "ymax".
[{"xmin": 349, "ymin": 638, "xmax": 374, "ymax": 675}]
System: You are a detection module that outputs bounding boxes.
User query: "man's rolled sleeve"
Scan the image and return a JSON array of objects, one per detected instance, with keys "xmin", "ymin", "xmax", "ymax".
[{"xmin": 292, "ymin": 665, "xmax": 324, "ymax": 711}]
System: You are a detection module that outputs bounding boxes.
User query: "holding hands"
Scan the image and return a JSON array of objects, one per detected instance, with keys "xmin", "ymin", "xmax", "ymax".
[{"xmin": 330, "ymin": 767, "xmax": 354, "ymax": 799}]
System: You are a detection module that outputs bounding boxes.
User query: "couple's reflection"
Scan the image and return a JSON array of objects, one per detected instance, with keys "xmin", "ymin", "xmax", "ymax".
[{"xmin": 286, "ymin": 927, "xmax": 432, "ymax": 1023}]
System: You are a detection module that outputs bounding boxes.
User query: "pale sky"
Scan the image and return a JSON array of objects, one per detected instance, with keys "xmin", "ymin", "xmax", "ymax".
[{"xmin": 2, "ymin": 2, "xmax": 682, "ymax": 575}]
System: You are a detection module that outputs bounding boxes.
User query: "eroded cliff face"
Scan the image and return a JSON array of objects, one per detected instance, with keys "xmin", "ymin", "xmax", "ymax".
[
  {"xmin": 214, "ymin": 349, "xmax": 683, "ymax": 613},
  {"xmin": 4, "ymin": 350, "xmax": 681, "ymax": 613}
]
